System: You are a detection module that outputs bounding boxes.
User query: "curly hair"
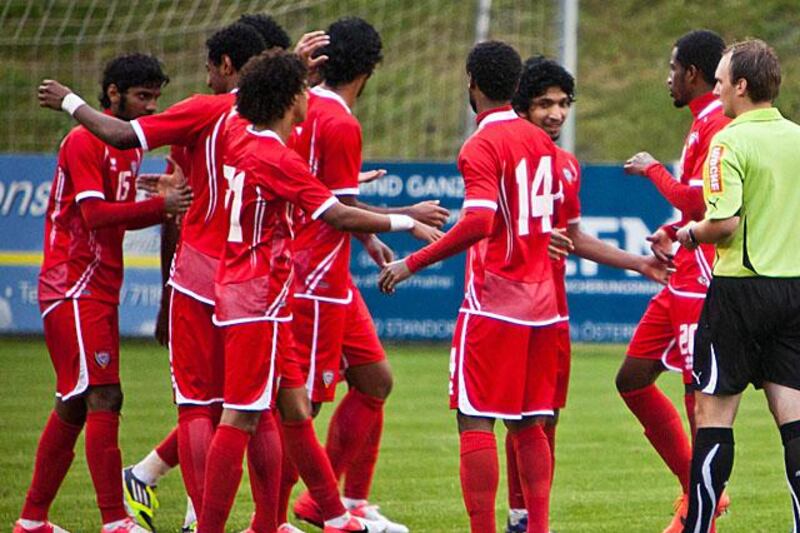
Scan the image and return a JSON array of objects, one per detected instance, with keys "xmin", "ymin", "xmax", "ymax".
[
  {"xmin": 466, "ymin": 40, "xmax": 522, "ymax": 102},
  {"xmin": 237, "ymin": 50, "xmax": 307, "ymax": 125},
  {"xmin": 99, "ymin": 53, "xmax": 169, "ymax": 109},
  {"xmin": 675, "ymin": 30, "xmax": 726, "ymax": 86},
  {"xmin": 512, "ymin": 56, "xmax": 575, "ymax": 114},
  {"xmin": 317, "ymin": 17, "xmax": 382, "ymax": 87},
  {"xmin": 238, "ymin": 13, "xmax": 291, "ymax": 50},
  {"xmin": 206, "ymin": 22, "xmax": 266, "ymax": 71}
]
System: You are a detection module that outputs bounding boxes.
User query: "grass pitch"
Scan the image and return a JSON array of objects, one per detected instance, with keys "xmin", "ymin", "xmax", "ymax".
[{"xmin": 0, "ymin": 338, "xmax": 791, "ymax": 532}]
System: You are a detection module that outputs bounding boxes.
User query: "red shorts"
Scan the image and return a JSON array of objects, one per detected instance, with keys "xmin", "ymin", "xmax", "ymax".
[
  {"xmin": 222, "ymin": 319, "xmax": 290, "ymax": 411},
  {"xmin": 287, "ymin": 286, "xmax": 385, "ymax": 402},
  {"xmin": 553, "ymin": 323, "xmax": 571, "ymax": 409},
  {"xmin": 627, "ymin": 286, "xmax": 705, "ymax": 384},
  {"xmin": 449, "ymin": 312, "xmax": 559, "ymax": 419},
  {"xmin": 40, "ymin": 299, "xmax": 119, "ymax": 401},
  {"xmin": 169, "ymin": 289, "xmax": 224, "ymax": 405}
]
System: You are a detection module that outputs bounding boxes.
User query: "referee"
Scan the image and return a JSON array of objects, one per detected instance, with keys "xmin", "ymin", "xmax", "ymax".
[{"xmin": 676, "ymin": 39, "xmax": 800, "ymax": 532}]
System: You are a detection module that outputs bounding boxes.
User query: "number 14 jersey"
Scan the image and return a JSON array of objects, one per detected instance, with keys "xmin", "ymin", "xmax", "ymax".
[{"xmin": 458, "ymin": 106, "xmax": 563, "ymax": 326}]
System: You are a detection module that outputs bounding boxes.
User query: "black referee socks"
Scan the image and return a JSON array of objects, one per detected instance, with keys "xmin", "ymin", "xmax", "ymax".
[
  {"xmin": 683, "ymin": 427, "xmax": 734, "ymax": 533},
  {"xmin": 780, "ymin": 420, "xmax": 800, "ymax": 531}
]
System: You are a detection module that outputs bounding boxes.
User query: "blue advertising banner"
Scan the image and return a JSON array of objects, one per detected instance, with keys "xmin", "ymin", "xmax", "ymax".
[{"xmin": 0, "ymin": 155, "xmax": 676, "ymax": 341}]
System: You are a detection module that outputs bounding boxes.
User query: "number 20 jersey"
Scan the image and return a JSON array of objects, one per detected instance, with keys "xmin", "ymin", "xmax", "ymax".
[{"xmin": 458, "ymin": 106, "xmax": 563, "ymax": 326}]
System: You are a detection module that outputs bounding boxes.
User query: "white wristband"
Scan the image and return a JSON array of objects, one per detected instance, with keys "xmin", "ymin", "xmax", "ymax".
[
  {"xmin": 61, "ymin": 93, "xmax": 87, "ymax": 116},
  {"xmin": 388, "ymin": 214, "xmax": 415, "ymax": 231}
]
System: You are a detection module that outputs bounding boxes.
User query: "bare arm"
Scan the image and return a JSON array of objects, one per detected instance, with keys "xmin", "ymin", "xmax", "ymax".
[
  {"xmin": 320, "ymin": 202, "xmax": 442, "ymax": 242},
  {"xmin": 676, "ymin": 217, "xmax": 740, "ymax": 250},
  {"xmin": 355, "ymin": 199, "xmax": 450, "ymax": 228},
  {"xmin": 38, "ymin": 80, "xmax": 139, "ymax": 149}
]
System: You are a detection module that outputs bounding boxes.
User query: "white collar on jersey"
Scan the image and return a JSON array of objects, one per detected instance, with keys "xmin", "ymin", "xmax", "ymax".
[
  {"xmin": 246, "ymin": 125, "xmax": 285, "ymax": 145},
  {"xmin": 477, "ymin": 109, "xmax": 518, "ymax": 130},
  {"xmin": 697, "ymin": 99, "xmax": 722, "ymax": 120},
  {"xmin": 310, "ymin": 85, "xmax": 352, "ymax": 115}
]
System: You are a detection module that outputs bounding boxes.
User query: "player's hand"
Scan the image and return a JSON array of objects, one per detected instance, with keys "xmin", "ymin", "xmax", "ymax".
[
  {"xmin": 548, "ymin": 227, "xmax": 574, "ymax": 260},
  {"xmin": 646, "ymin": 229, "xmax": 675, "ymax": 263},
  {"xmin": 295, "ymin": 30, "xmax": 330, "ymax": 70},
  {"xmin": 676, "ymin": 223, "xmax": 699, "ymax": 251},
  {"xmin": 154, "ymin": 287, "xmax": 171, "ymax": 346},
  {"xmin": 38, "ymin": 79, "xmax": 73, "ymax": 111},
  {"xmin": 359, "ymin": 169, "xmax": 387, "ymax": 183},
  {"xmin": 138, "ymin": 156, "xmax": 187, "ymax": 197},
  {"xmin": 363, "ymin": 235, "xmax": 395, "ymax": 267},
  {"xmin": 378, "ymin": 259, "xmax": 412, "ymax": 294},
  {"xmin": 637, "ymin": 255, "xmax": 673, "ymax": 285},
  {"xmin": 409, "ymin": 220, "xmax": 444, "ymax": 243},
  {"xmin": 406, "ymin": 200, "xmax": 450, "ymax": 228},
  {"xmin": 624, "ymin": 151, "xmax": 658, "ymax": 176},
  {"xmin": 163, "ymin": 181, "xmax": 193, "ymax": 216}
]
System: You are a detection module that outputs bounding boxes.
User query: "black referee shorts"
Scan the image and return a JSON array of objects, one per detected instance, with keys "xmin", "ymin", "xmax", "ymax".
[{"xmin": 693, "ymin": 276, "xmax": 800, "ymax": 395}]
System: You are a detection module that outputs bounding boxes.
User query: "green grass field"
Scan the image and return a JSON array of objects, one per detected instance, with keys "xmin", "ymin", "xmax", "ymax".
[{"xmin": 0, "ymin": 338, "xmax": 791, "ymax": 532}]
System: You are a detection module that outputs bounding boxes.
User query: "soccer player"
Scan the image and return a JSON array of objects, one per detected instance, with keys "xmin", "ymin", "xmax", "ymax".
[
  {"xmin": 674, "ymin": 39, "xmax": 800, "ymax": 533},
  {"xmin": 283, "ymin": 17, "xmax": 446, "ymax": 533},
  {"xmin": 201, "ymin": 48, "xmax": 439, "ymax": 533},
  {"xmin": 380, "ymin": 40, "xmax": 561, "ymax": 533},
  {"xmin": 38, "ymin": 21, "xmax": 272, "ymax": 522},
  {"xmin": 619, "ymin": 30, "xmax": 730, "ymax": 532},
  {"xmin": 504, "ymin": 56, "xmax": 671, "ymax": 533},
  {"xmin": 17, "ymin": 54, "xmax": 189, "ymax": 533}
]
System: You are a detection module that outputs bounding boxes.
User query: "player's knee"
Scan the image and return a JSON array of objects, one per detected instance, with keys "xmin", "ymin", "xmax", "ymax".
[
  {"xmin": 310, "ymin": 401, "xmax": 322, "ymax": 418},
  {"xmin": 54, "ymin": 396, "xmax": 87, "ymax": 426},
  {"xmin": 278, "ymin": 388, "xmax": 312, "ymax": 422},
  {"xmin": 220, "ymin": 408, "xmax": 260, "ymax": 434},
  {"xmin": 351, "ymin": 363, "xmax": 393, "ymax": 399},
  {"xmin": 85, "ymin": 384, "xmax": 123, "ymax": 412}
]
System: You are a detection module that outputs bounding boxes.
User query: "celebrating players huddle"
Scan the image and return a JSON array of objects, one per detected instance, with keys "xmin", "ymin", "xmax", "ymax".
[{"xmin": 15, "ymin": 10, "xmax": 800, "ymax": 533}]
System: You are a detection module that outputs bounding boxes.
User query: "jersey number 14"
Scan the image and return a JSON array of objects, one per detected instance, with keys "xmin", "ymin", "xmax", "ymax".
[{"xmin": 515, "ymin": 156, "xmax": 554, "ymax": 235}]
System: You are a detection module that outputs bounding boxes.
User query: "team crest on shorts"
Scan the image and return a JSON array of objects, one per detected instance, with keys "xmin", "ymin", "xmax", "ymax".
[
  {"xmin": 322, "ymin": 370, "xmax": 335, "ymax": 387},
  {"xmin": 94, "ymin": 351, "xmax": 111, "ymax": 368}
]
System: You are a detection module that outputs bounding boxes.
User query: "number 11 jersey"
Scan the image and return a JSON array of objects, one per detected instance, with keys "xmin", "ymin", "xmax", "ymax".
[{"xmin": 458, "ymin": 106, "xmax": 562, "ymax": 326}]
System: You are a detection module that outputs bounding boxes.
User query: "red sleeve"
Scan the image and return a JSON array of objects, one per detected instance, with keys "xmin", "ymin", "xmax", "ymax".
[
  {"xmin": 321, "ymin": 118, "xmax": 361, "ymax": 195},
  {"xmin": 275, "ymin": 151, "xmax": 337, "ymax": 220},
  {"xmin": 644, "ymin": 162, "xmax": 706, "ymax": 221},
  {"xmin": 559, "ymin": 153, "xmax": 581, "ymax": 224},
  {"xmin": 64, "ymin": 130, "xmax": 106, "ymax": 202},
  {"xmin": 405, "ymin": 209, "xmax": 494, "ymax": 273},
  {"xmin": 459, "ymin": 137, "xmax": 500, "ymax": 208},
  {"xmin": 131, "ymin": 95, "xmax": 228, "ymax": 151},
  {"xmin": 79, "ymin": 197, "xmax": 165, "ymax": 230}
]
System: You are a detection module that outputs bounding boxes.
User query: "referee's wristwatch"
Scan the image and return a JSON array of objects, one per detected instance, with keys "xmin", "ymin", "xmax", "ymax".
[{"xmin": 687, "ymin": 224, "xmax": 699, "ymax": 246}]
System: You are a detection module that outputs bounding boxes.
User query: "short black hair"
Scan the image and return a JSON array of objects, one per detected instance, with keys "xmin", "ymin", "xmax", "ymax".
[
  {"xmin": 99, "ymin": 53, "xmax": 169, "ymax": 109},
  {"xmin": 238, "ymin": 13, "xmax": 291, "ymax": 50},
  {"xmin": 675, "ymin": 30, "xmax": 726, "ymax": 86},
  {"xmin": 237, "ymin": 50, "xmax": 307, "ymax": 125},
  {"xmin": 512, "ymin": 56, "xmax": 575, "ymax": 113},
  {"xmin": 466, "ymin": 40, "xmax": 522, "ymax": 102},
  {"xmin": 318, "ymin": 17, "xmax": 382, "ymax": 87},
  {"xmin": 206, "ymin": 22, "xmax": 266, "ymax": 71}
]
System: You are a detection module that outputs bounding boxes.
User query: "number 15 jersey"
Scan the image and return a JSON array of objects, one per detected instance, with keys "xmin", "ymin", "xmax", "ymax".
[{"xmin": 458, "ymin": 106, "xmax": 562, "ymax": 326}]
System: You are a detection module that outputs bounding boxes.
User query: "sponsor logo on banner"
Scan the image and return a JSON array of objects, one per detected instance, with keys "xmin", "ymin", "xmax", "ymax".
[
  {"xmin": 95, "ymin": 351, "xmax": 111, "ymax": 368},
  {"xmin": 708, "ymin": 145, "xmax": 725, "ymax": 194}
]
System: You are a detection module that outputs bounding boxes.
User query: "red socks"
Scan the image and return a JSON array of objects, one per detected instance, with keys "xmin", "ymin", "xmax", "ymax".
[
  {"xmin": 248, "ymin": 412, "xmax": 282, "ymax": 533},
  {"xmin": 621, "ymin": 384, "xmax": 692, "ymax": 494},
  {"xmin": 276, "ymin": 412, "xmax": 299, "ymax": 525},
  {"xmin": 178, "ymin": 405, "xmax": 217, "ymax": 517},
  {"xmin": 85, "ymin": 411, "xmax": 128, "ymax": 524},
  {"xmin": 512, "ymin": 425, "xmax": 552, "ymax": 533},
  {"xmin": 460, "ymin": 430, "xmax": 498, "ymax": 533},
  {"xmin": 199, "ymin": 424, "xmax": 250, "ymax": 533},
  {"xmin": 282, "ymin": 418, "xmax": 347, "ymax": 521},
  {"xmin": 504, "ymin": 432, "xmax": 525, "ymax": 510},
  {"xmin": 21, "ymin": 411, "xmax": 83, "ymax": 521},
  {"xmin": 344, "ymin": 406, "xmax": 383, "ymax": 500},
  {"xmin": 543, "ymin": 423, "xmax": 557, "ymax": 486},
  {"xmin": 155, "ymin": 425, "xmax": 180, "ymax": 467},
  {"xmin": 326, "ymin": 389, "xmax": 385, "ymax": 481}
]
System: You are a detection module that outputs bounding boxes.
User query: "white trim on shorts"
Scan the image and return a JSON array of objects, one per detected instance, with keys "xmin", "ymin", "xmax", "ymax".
[
  {"xmin": 56, "ymin": 299, "xmax": 90, "ymax": 401},
  {"xmin": 660, "ymin": 337, "xmax": 682, "ymax": 373},
  {"xmin": 304, "ymin": 300, "xmax": 321, "ymax": 400},
  {"xmin": 223, "ymin": 322, "xmax": 279, "ymax": 411}
]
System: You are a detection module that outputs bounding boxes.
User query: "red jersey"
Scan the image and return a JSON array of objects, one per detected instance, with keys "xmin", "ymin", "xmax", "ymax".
[
  {"xmin": 213, "ymin": 116, "xmax": 336, "ymax": 325},
  {"xmin": 291, "ymin": 86, "xmax": 361, "ymax": 303},
  {"xmin": 551, "ymin": 147, "xmax": 581, "ymax": 317},
  {"xmin": 666, "ymin": 92, "xmax": 730, "ymax": 295},
  {"xmin": 131, "ymin": 92, "xmax": 236, "ymax": 303},
  {"xmin": 459, "ymin": 106, "xmax": 562, "ymax": 325},
  {"xmin": 39, "ymin": 125, "xmax": 143, "ymax": 304}
]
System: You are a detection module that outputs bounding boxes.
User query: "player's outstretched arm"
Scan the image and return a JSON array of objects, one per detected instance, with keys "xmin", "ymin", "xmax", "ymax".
[
  {"xmin": 355, "ymin": 199, "xmax": 450, "ymax": 228},
  {"xmin": 624, "ymin": 151, "xmax": 705, "ymax": 219},
  {"xmin": 320, "ymin": 202, "xmax": 443, "ymax": 242},
  {"xmin": 567, "ymin": 223, "xmax": 671, "ymax": 285},
  {"xmin": 79, "ymin": 180, "xmax": 192, "ymax": 231},
  {"xmin": 676, "ymin": 217, "xmax": 739, "ymax": 250},
  {"xmin": 38, "ymin": 79, "xmax": 140, "ymax": 149}
]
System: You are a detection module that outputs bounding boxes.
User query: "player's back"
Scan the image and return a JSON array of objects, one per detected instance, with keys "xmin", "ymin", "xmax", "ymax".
[
  {"xmin": 459, "ymin": 107, "xmax": 560, "ymax": 324},
  {"xmin": 39, "ymin": 125, "xmax": 142, "ymax": 305}
]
